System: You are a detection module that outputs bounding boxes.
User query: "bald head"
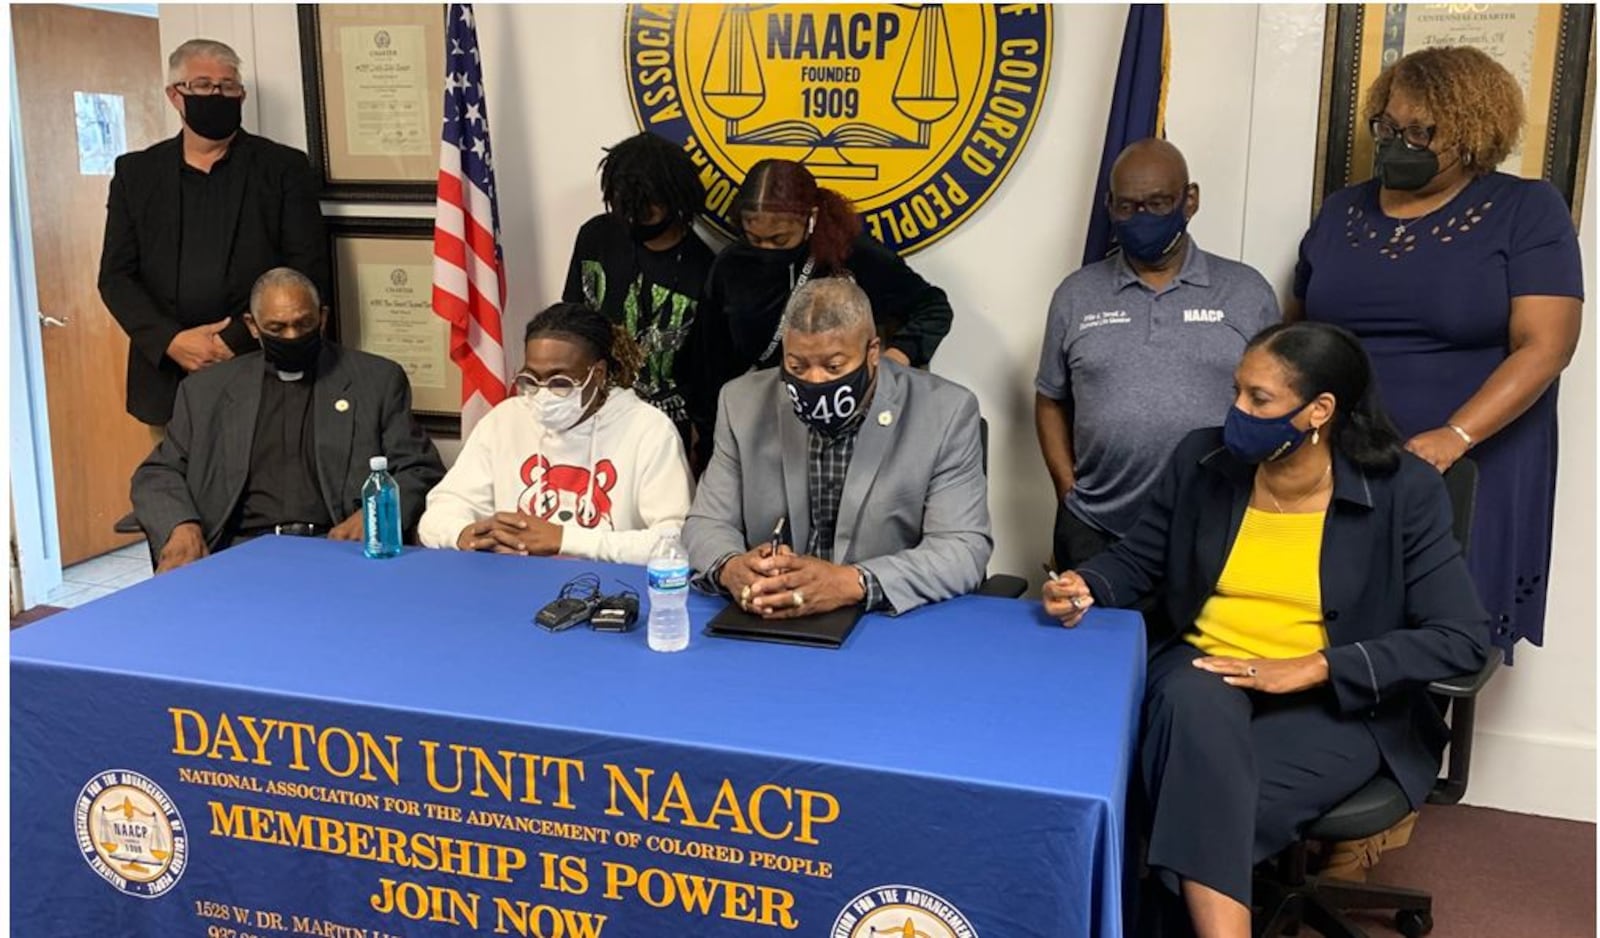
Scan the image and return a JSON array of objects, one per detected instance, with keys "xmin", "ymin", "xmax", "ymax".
[{"xmin": 1111, "ymin": 138, "xmax": 1189, "ymax": 185}]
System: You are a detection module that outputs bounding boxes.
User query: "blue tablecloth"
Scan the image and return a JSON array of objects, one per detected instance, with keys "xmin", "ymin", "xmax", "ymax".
[{"xmin": 12, "ymin": 537, "xmax": 1145, "ymax": 938}]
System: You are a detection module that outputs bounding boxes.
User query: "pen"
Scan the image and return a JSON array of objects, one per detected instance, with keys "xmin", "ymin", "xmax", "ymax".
[
  {"xmin": 769, "ymin": 518, "xmax": 787, "ymax": 558},
  {"xmin": 1042, "ymin": 563, "xmax": 1086, "ymax": 610}
]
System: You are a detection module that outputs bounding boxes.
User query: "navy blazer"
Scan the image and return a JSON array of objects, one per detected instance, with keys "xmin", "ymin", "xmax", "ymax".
[{"xmin": 1078, "ymin": 428, "xmax": 1490, "ymax": 806}]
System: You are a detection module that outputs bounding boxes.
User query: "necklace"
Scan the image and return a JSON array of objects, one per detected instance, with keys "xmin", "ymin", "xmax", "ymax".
[
  {"xmin": 1385, "ymin": 179, "xmax": 1471, "ymax": 237},
  {"xmin": 1260, "ymin": 463, "xmax": 1331, "ymax": 513}
]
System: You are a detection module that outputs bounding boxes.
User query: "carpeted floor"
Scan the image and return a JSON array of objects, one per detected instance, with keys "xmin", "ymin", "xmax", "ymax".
[{"xmin": 1315, "ymin": 803, "xmax": 1594, "ymax": 937}]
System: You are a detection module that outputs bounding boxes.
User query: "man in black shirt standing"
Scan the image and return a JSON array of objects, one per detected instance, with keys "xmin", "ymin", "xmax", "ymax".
[
  {"xmin": 562, "ymin": 132, "xmax": 715, "ymax": 463},
  {"xmin": 132, "ymin": 268, "xmax": 445, "ymax": 573},
  {"xmin": 99, "ymin": 38, "xmax": 329, "ymax": 430}
]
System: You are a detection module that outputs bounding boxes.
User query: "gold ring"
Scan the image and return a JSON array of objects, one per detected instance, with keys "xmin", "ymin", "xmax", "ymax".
[
  {"xmin": 792, "ymin": 590, "xmax": 804, "ymax": 608},
  {"xmin": 740, "ymin": 585, "xmax": 751, "ymax": 602}
]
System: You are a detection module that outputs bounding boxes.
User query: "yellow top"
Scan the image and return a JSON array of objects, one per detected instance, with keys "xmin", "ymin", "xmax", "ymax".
[{"xmin": 1189, "ymin": 507, "xmax": 1328, "ymax": 660}]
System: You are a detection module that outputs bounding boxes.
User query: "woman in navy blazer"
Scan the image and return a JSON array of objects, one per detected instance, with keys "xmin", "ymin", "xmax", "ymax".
[{"xmin": 1046, "ymin": 321, "xmax": 1489, "ymax": 938}]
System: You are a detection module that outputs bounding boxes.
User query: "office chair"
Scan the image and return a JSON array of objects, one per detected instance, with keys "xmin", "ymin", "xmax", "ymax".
[
  {"xmin": 973, "ymin": 417, "xmax": 1029, "ymax": 599},
  {"xmin": 1253, "ymin": 458, "xmax": 1497, "ymax": 938}
]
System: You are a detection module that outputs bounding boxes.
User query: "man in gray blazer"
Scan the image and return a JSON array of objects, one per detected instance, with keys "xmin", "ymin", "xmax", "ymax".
[
  {"xmin": 684, "ymin": 276, "xmax": 992, "ymax": 617},
  {"xmin": 132, "ymin": 268, "xmax": 445, "ymax": 572}
]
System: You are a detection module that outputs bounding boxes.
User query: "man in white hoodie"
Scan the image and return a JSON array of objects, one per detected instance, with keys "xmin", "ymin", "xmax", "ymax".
[{"xmin": 417, "ymin": 302, "xmax": 692, "ymax": 564}]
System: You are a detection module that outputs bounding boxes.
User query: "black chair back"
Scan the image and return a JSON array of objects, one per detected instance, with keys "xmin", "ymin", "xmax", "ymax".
[{"xmin": 1441, "ymin": 458, "xmax": 1478, "ymax": 558}]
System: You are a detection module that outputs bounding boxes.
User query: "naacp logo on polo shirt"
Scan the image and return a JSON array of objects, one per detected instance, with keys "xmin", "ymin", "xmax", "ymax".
[
  {"xmin": 624, "ymin": 4, "xmax": 1052, "ymax": 254},
  {"xmin": 75, "ymin": 769, "xmax": 188, "ymax": 898},
  {"xmin": 832, "ymin": 884, "xmax": 978, "ymax": 937},
  {"xmin": 1184, "ymin": 308, "xmax": 1226, "ymax": 323}
]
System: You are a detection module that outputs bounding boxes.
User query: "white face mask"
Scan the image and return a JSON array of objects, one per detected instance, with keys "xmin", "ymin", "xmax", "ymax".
[{"xmin": 517, "ymin": 365, "xmax": 596, "ymax": 432}]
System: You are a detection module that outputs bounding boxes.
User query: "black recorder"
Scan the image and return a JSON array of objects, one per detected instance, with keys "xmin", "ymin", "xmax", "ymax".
[
  {"xmin": 589, "ymin": 589, "xmax": 640, "ymax": 632},
  {"xmin": 535, "ymin": 574, "xmax": 602, "ymax": 632}
]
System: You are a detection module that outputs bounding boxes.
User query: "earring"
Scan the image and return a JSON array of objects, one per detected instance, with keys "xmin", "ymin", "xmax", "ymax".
[{"xmin": 1312, "ymin": 426, "xmax": 1321, "ymax": 446}]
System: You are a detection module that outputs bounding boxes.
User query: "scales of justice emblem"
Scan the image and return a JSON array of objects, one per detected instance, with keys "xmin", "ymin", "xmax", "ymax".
[
  {"xmin": 76, "ymin": 770, "xmax": 188, "ymax": 897},
  {"xmin": 699, "ymin": 4, "xmax": 960, "ymax": 181},
  {"xmin": 625, "ymin": 3, "xmax": 1052, "ymax": 254},
  {"xmin": 94, "ymin": 792, "xmax": 174, "ymax": 876}
]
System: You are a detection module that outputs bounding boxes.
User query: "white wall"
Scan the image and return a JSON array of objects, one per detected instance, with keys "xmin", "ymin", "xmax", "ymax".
[{"xmin": 155, "ymin": 3, "xmax": 1596, "ymax": 822}]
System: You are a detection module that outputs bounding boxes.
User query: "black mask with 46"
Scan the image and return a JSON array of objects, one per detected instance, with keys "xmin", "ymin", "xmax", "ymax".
[{"xmin": 783, "ymin": 356, "xmax": 872, "ymax": 436}]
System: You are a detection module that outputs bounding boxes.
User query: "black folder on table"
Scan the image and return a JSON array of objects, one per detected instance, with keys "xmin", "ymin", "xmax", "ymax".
[{"xmin": 704, "ymin": 602, "xmax": 863, "ymax": 649}]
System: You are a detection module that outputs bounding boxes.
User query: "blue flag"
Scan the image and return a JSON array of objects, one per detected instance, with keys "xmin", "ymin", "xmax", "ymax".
[{"xmin": 1082, "ymin": 4, "xmax": 1169, "ymax": 266}]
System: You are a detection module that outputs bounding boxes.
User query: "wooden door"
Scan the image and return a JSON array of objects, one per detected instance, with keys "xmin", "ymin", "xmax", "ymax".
[{"xmin": 12, "ymin": 5, "xmax": 165, "ymax": 565}]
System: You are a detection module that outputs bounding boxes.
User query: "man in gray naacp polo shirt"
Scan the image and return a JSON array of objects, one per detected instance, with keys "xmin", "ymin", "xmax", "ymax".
[{"xmin": 1035, "ymin": 138, "xmax": 1279, "ymax": 569}]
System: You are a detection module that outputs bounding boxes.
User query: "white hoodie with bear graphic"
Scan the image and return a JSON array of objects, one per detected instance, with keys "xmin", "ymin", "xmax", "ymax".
[{"xmin": 417, "ymin": 388, "xmax": 692, "ymax": 565}]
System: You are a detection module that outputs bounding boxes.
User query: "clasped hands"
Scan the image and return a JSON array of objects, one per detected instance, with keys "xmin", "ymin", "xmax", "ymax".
[
  {"xmin": 718, "ymin": 544, "xmax": 863, "ymax": 619},
  {"xmin": 1042, "ymin": 569, "xmax": 1328, "ymax": 694},
  {"xmin": 457, "ymin": 511, "xmax": 564, "ymax": 555}
]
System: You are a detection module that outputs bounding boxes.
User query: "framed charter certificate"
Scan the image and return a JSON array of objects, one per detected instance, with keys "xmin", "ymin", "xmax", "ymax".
[
  {"xmin": 1315, "ymin": 3, "xmax": 1594, "ymax": 221},
  {"xmin": 299, "ymin": 4, "xmax": 445, "ymax": 201},
  {"xmin": 327, "ymin": 218, "xmax": 463, "ymax": 437}
]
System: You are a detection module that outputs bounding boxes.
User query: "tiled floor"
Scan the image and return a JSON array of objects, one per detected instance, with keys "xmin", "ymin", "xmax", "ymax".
[{"xmin": 44, "ymin": 542, "xmax": 153, "ymax": 609}]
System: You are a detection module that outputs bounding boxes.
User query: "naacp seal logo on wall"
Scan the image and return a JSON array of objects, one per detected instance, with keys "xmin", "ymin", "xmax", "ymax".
[
  {"xmin": 74, "ymin": 769, "xmax": 188, "ymax": 898},
  {"xmin": 625, "ymin": 4, "xmax": 1052, "ymax": 254},
  {"xmin": 832, "ymin": 884, "xmax": 979, "ymax": 937}
]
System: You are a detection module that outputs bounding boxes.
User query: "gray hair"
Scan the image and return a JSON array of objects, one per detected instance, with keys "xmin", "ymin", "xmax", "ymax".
[
  {"xmin": 249, "ymin": 267, "xmax": 320, "ymax": 317},
  {"xmin": 782, "ymin": 276, "xmax": 873, "ymax": 338},
  {"xmin": 167, "ymin": 39, "xmax": 242, "ymax": 85}
]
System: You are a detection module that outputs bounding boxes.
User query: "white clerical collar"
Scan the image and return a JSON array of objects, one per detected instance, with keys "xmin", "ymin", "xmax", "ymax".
[{"xmin": 273, "ymin": 369, "xmax": 306, "ymax": 382}]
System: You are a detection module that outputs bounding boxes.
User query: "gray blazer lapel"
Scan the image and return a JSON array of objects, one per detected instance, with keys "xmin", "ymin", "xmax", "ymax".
[
  {"xmin": 312, "ymin": 347, "xmax": 356, "ymax": 519},
  {"xmin": 834, "ymin": 365, "xmax": 905, "ymax": 563},
  {"xmin": 777, "ymin": 385, "xmax": 811, "ymax": 552}
]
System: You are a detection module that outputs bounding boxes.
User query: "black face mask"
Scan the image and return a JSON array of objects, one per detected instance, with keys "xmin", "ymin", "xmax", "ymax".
[
  {"xmin": 260, "ymin": 331, "xmax": 322, "ymax": 375},
  {"xmin": 183, "ymin": 93, "xmax": 243, "ymax": 142},
  {"xmin": 1374, "ymin": 138, "xmax": 1440, "ymax": 191},
  {"xmin": 629, "ymin": 215, "xmax": 676, "ymax": 244},
  {"xmin": 783, "ymin": 354, "xmax": 873, "ymax": 436},
  {"xmin": 750, "ymin": 242, "xmax": 809, "ymax": 270}
]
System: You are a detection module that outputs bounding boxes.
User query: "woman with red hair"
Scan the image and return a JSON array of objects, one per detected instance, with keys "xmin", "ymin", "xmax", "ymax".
[{"xmin": 683, "ymin": 159, "xmax": 954, "ymax": 467}]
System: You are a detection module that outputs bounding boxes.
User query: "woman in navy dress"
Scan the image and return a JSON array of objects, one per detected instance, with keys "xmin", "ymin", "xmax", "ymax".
[{"xmin": 1291, "ymin": 46, "xmax": 1583, "ymax": 662}]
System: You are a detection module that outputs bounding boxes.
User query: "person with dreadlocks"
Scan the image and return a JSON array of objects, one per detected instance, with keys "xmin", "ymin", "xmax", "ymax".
[
  {"xmin": 417, "ymin": 302, "xmax": 692, "ymax": 565},
  {"xmin": 562, "ymin": 132, "xmax": 715, "ymax": 454},
  {"xmin": 684, "ymin": 158, "xmax": 954, "ymax": 468}
]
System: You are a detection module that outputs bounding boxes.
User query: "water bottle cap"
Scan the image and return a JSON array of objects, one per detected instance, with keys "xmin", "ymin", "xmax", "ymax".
[{"xmin": 369, "ymin": 456, "xmax": 388, "ymax": 471}]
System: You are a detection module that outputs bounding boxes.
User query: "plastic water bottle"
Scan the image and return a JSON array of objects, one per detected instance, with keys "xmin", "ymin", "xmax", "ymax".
[
  {"xmin": 647, "ymin": 530, "xmax": 691, "ymax": 652},
  {"xmin": 362, "ymin": 456, "xmax": 402, "ymax": 559}
]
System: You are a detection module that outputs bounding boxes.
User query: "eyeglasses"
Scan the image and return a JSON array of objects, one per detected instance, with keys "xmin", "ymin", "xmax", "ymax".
[
  {"xmin": 1107, "ymin": 184, "xmax": 1194, "ymax": 222},
  {"xmin": 172, "ymin": 78, "xmax": 245, "ymax": 98},
  {"xmin": 1369, "ymin": 117, "xmax": 1435, "ymax": 151},
  {"xmin": 513, "ymin": 365, "xmax": 596, "ymax": 399}
]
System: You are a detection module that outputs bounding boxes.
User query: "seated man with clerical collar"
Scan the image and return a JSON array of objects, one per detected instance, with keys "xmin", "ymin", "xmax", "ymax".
[
  {"xmin": 683, "ymin": 275, "xmax": 993, "ymax": 617},
  {"xmin": 132, "ymin": 267, "xmax": 446, "ymax": 572}
]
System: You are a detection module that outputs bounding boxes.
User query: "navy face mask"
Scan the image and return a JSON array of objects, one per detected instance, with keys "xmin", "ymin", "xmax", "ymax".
[
  {"xmin": 1223, "ymin": 402, "xmax": 1312, "ymax": 464},
  {"xmin": 1113, "ymin": 206, "xmax": 1189, "ymax": 263}
]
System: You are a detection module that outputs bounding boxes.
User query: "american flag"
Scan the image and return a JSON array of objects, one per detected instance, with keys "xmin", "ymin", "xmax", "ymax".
[{"xmin": 433, "ymin": 3, "xmax": 506, "ymax": 435}]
